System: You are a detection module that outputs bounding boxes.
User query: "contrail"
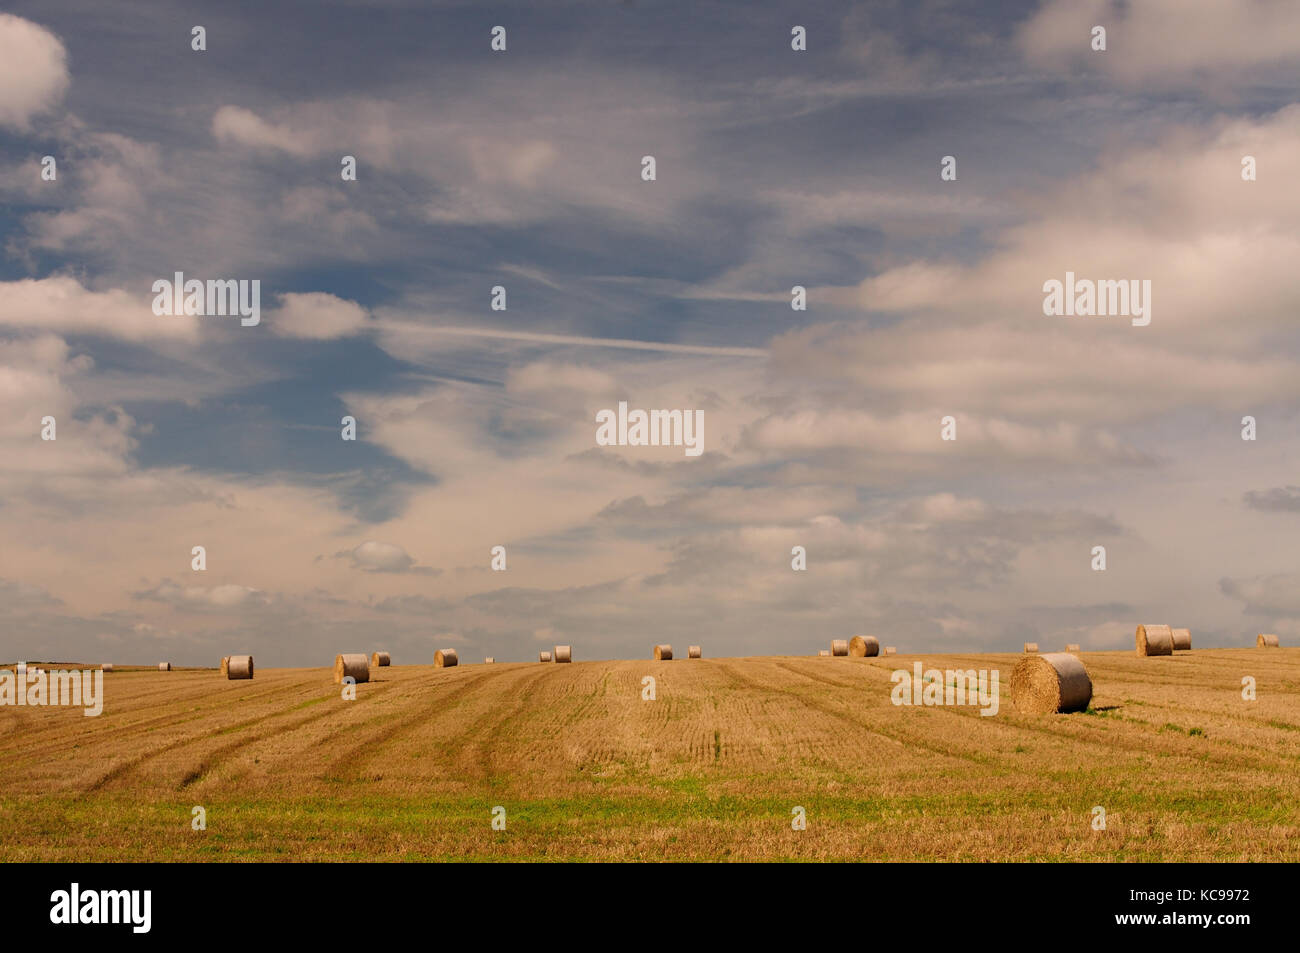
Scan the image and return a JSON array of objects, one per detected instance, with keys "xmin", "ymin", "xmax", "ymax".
[{"xmin": 381, "ymin": 322, "xmax": 768, "ymax": 357}]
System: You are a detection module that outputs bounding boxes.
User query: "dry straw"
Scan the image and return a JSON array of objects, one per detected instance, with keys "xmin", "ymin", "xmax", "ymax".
[
  {"xmin": 554, "ymin": 645, "xmax": 572, "ymax": 663},
  {"xmin": 1257, "ymin": 633, "xmax": 1280, "ymax": 648},
  {"xmin": 539, "ymin": 650, "xmax": 552, "ymax": 662},
  {"xmin": 688, "ymin": 645, "xmax": 702, "ymax": 659},
  {"xmin": 219, "ymin": 656, "xmax": 229, "ymax": 676},
  {"xmin": 830, "ymin": 639, "xmax": 849, "ymax": 657},
  {"xmin": 1065, "ymin": 643, "xmax": 1080, "ymax": 652},
  {"xmin": 1170, "ymin": 628, "xmax": 1192, "ymax": 651},
  {"xmin": 226, "ymin": 655, "xmax": 254, "ymax": 680},
  {"xmin": 849, "ymin": 635, "xmax": 879, "ymax": 657},
  {"xmin": 1012, "ymin": 652, "xmax": 1093, "ymax": 714},
  {"xmin": 333, "ymin": 653, "xmax": 370, "ymax": 684},
  {"xmin": 1023, "ymin": 642, "xmax": 1039, "ymax": 653},
  {"xmin": 434, "ymin": 648, "xmax": 459, "ymax": 668},
  {"xmin": 1135, "ymin": 624, "xmax": 1173, "ymax": 657},
  {"xmin": 158, "ymin": 662, "xmax": 171, "ymax": 671},
  {"xmin": 654, "ymin": 644, "xmax": 673, "ymax": 660},
  {"xmin": 371, "ymin": 651, "xmax": 391, "ymax": 667}
]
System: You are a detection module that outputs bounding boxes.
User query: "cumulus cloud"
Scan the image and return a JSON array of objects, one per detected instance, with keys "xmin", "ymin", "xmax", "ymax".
[
  {"xmin": 0, "ymin": 15, "xmax": 69, "ymax": 129},
  {"xmin": 338, "ymin": 540, "xmax": 434, "ymax": 574},
  {"xmin": 133, "ymin": 580, "xmax": 271, "ymax": 612},
  {"xmin": 0, "ymin": 277, "xmax": 199, "ymax": 341},
  {"xmin": 1220, "ymin": 574, "xmax": 1300, "ymax": 617},
  {"xmin": 270, "ymin": 292, "xmax": 369, "ymax": 339},
  {"xmin": 1019, "ymin": 0, "xmax": 1300, "ymax": 89},
  {"xmin": 212, "ymin": 105, "xmax": 320, "ymax": 156},
  {"xmin": 740, "ymin": 409, "xmax": 1150, "ymax": 468}
]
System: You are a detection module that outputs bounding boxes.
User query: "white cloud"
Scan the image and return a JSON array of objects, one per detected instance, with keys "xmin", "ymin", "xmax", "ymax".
[
  {"xmin": 1019, "ymin": 0, "xmax": 1300, "ymax": 88},
  {"xmin": 0, "ymin": 277, "xmax": 199, "ymax": 341},
  {"xmin": 135, "ymin": 581, "xmax": 270, "ymax": 611},
  {"xmin": 344, "ymin": 541, "xmax": 418, "ymax": 573},
  {"xmin": 0, "ymin": 15, "xmax": 69, "ymax": 129},
  {"xmin": 212, "ymin": 105, "xmax": 319, "ymax": 156},
  {"xmin": 270, "ymin": 292, "xmax": 369, "ymax": 340}
]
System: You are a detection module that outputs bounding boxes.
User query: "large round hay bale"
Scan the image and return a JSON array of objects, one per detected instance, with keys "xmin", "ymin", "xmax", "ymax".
[
  {"xmin": 554, "ymin": 645, "xmax": 572, "ymax": 663},
  {"xmin": 1170, "ymin": 628, "xmax": 1192, "ymax": 651},
  {"xmin": 219, "ymin": 656, "xmax": 229, "ymax": 676},
  {"xmin": 371, "ymin": 651, "xmax": 391, "ymax": 667},
  {"xmin": 882, "ymin": 646, "xmax": 897, "ymax": 655},
  {"xmin": 484, "ymin": 657, "xmax": 495, "ymax": 664},
  {"xmin": 1064, "ymin": 643, "xmax": 1080, "ymax": 653},
  {"xmin": 817, "ymin": 649, "xmax": 830, "ymax": 657},
  {"xmin": 688, "ymin": 645, "xmax": 702, "ymax": 659},
  {"xmin": 1023, "ymin": 642, "xmax": 1039, "ymax": 653},
  {"xmin": 158, "ymin": 662, "xmax": 171, "ymax": 671},
  {"xmin": 539, "ymin": 650, "xmax": 552, "ymax": 662},
  {"xmin": 1012, "ymin": 652, "xmax": 1093, "ymax": 714},
  {"xmin": 101, "ymin": 663, "xmax": 113, "ymax": 673},
  {"xmin": 830, "ymin": 639, "xmax": 849, "ymax": 657},
  {"xmin": 226, "ymin": 655, "xmax": 254, "ymax": 680},
  {"xmin": 1136, "ymin": 624, "xmax": 1173, "ymax": 656},
  {"xmin": 849, "ymin": 635, "xmax": 879, "ymax": 657},
  {"xmin": 654, "ymin": 644, "xmax": 673, "ymax": 660},
  {"xmin": 333, "ymin": 653, "xmax": 370, "ymax": 684},
  {"xmin": 434, "ymin": 648, "xmax": 458, "ymax": 668},
  {"xmin": 1257, "ymin": 633, "xmax": 1280, "ymax": 648}
]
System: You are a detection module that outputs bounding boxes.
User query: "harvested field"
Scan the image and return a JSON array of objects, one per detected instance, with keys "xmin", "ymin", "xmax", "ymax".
[{"xmin": 1, "ymin": 650, "xmax": 1297, "ymax": 861}]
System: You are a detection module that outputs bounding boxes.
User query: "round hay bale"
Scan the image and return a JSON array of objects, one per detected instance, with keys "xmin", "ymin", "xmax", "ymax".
[
  {"xmin": 1170, "ymin": 628, "xmax": 1192, "ymax": 651},
  {"xmin": 1064, "ymin": 643, "xmax": 1080, "ymax": 652},
  {"xmin": 653, "ymin": 644, "xmax": 673, "ymax": 660},
  {"xmin": 226, "ymin": 655, "xmax": 254, "ymax": 680},
  {"xmin": 219, "ymin": 656, "xmax": 229, "ymax": 676},
  {"xmin": 333, "ymin": 653, "xmax": 370, "ymax": 684},
  {"xmin": 830, "ymin": 639, "xmax": 849, "ymax": 657},
  {"xmin": 539, "ymin": 650, "xmax": 552, "ymax": 662},
  {"xmin": 434, "ymin": 648, "xmax": 459, "ymax": 668},
  {"xmin": 1136, "ymin": 624, "xmax": 1173, "ymax": 657},
  {"xmin": 371, "ymin": 651, "xmax": 391, "ymax": 667},
  {"xmin": 1257, "ymin": 633, "xmax": 1280, "ymax": 648},
  {"xmin": 1023, "ymin": 642, "xmax": 1039, "ymax": 653},
  {"xmin": 882, "ymin": 646, "xmax": 897, "ymax": 655},
  {"xmin": 849, "ymin": 635, "xmax": 879, "ymax": 657},
  {"xmin": 1012, "ymin": 652, "xmax": 1093, "ymax": 714},
  {"xmin": 688, "ymin": 645, "xmax": 702, "ymax": 659},
  {"xmin": 158, "ymin": 662, "xmax": 171, "ymax": 671},
  {"xmin": 101, "ymin": 663, "xmax": 113, "ymax": 673},
  {"xmin": 554, "ymin": 645, "xmax": 572, "ymax": 663},
  {"xmin": 817, "ymin": 649, "xmax": 830, "ymax": 657},
  {"xmin": 484, "ymin": 657, "xmax": 495, "ymax": 664}
]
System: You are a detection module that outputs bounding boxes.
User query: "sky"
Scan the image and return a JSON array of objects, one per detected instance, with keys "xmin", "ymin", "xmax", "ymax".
[{"xmin": 2, "ymin": 0, "xmax": 1300, "ymax": 666}]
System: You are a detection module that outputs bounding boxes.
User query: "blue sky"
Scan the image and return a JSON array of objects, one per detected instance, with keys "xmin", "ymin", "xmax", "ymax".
[{"xmin": 3, "ymin": 0, "xmax": 1300, "ymax": 666}]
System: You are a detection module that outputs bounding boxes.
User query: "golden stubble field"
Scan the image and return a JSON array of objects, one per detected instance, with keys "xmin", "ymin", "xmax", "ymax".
[{"xmin": 1, "ymin": 650, "xmax": 1297, "ymax": 861}]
